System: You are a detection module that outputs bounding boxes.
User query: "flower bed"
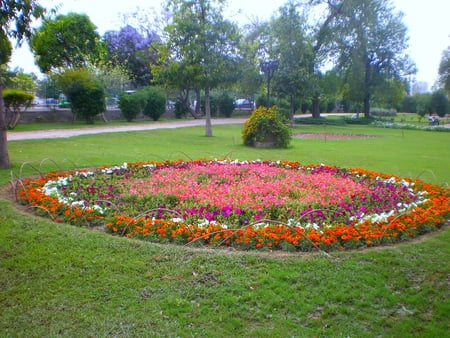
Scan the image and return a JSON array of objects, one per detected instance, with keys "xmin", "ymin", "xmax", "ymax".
[{"xmin": 17, "ymin": 159, "xmax": 449, "ymax": 251}]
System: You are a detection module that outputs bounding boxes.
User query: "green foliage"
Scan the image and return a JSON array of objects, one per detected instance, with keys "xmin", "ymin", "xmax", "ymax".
[
  {"xmin": 370, "ymin": 108, "xmax": 397, "ymax": 117},
  {"xmin": 57, "ymin": 69, "xmax": 105, "ymax": 123},
  {"xmin": 0, "ymin": 31, "xmax": 12, "ymax": 64},
  {"xmin": 2, "ymin": 89, "xmax": 34, "ymax": 106},
  {"xmin": 174, "ymin": 100, "xmax": 188, "ymax": 119},
  {"xmin": 414, "ymin": 93, "xmax": 433, "ymax": 117},
  {"xmin": 31, "ymin": 13, "xmax": 102, "ymax": 73},
  {"xmin": 242, "ymin": 106, "xmax": 292, "ymax": 148},
  {"xmin": 438, "ymin": 45, "xmax": 450, "ymax": 94},
  {"xmin": 35, "ymin": 76, "xmax": 60, "ymax": 99},
  {"xmin": 0, "ymin": 0, "xmax": 46, "ymax": 168},
  {"xmin": 270, "ymin": 3, "xmax": 314, "ymax": 118},
  {"xmin": 295, "ymin": 116, "xmax": 346, "ymax": 125},
  {"xmin": 2, "ymin": 88, "xmax": 34, "ymax": 129},
  {"xmin": 327, "ymin": 0, "xmax": 413, "ymax": 116},
  {"xmin": 430, "ymin": 89, "xmax": 450, "ymax": 117},
  {"xmin": 118, "ymin": 91, "xmax": 146, "ymax": 122},
  {"xmin": 211, "ymin": 91, "xmax": 235, "ymax": 117},
  {"xmin": 161, "ymin": 0, "xmax": 241, "ymax": 135},
  {"xmin": 6, "ymin": 71, "xmax": 36, "ymax": 92},
  {"xmin": 141, "ymin": 86, "xmax": 166, "ymax": 121}
]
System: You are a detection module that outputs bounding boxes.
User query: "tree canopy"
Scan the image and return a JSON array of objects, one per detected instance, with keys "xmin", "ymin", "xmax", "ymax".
[
  {"xmin": 160, "ymin": 0, "xmax": 241, "ymax": 136},
  {"xmin": 269, "ymin": 2, "xmax": 314, "ymax": 120},
  {"xmin": 322, "ymin": 0, "xmax": 414, "ymax": 116},
  {"xmin": 31, "ymin": 12, "xmax": 102, "ymax": 73},
  {"xmin": 1, "ymin": 0, "xmax": 46, "ymax": 168},
  {"xmin": 438, "ymin": 44, "xmax": 450, "ymax": 95},
  {"xmin": 103, "ymin": 25, "xmax": 160, "ymax": 88}
]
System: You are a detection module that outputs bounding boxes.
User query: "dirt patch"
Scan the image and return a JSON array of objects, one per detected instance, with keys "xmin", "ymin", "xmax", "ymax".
[{"xmin": 294, "ymin": 132, "xmax": 379, "ymax": 140}]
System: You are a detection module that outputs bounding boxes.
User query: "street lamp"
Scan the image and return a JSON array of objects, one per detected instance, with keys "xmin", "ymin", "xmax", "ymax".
[{"xmin": 260, "ymin": 59, "xmax": 279, "ymax": 107}]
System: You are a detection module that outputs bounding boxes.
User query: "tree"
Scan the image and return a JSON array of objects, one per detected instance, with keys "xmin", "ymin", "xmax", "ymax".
[
  {"xmin": 3, "ymin": 89, "xmax": 34, "ymax": 129},
  {"xmin": 324, "ymin": 0, "xmax": 414, "ymax": 117},
  {"xmin": 162, "ymin": 0, "xmax": 240, "ymax": 137},
  {"xmin": 430, "ymin": 89, "xmax": 449, "ymax": 117},
  {"xmin": 57, "ymin": 69, "xmax": 106, "ymax": 123},
  {"xmin": 438, "ymin": 44, "xmax": 450, "ymax": 95},
  {"xmin": 31, "ymin": 12, "xmax": 102, "ymax": 73},
  {"xmin": 234, "ymin": 20, "xmax": 269, "ymax": 100},
  {"xmin": 0, "ymin": 0, "xmax": 46, "ymax": 168},
  {"xmin": 269, "ymin": 2, "xmax": 314, "ymax": 122},
  {"xmin": 3, "ymin": 69, "xmax": 37, "ymax": 92},
  {"xmin": 103, "ymin": 25, "xmax": 160, "ymax": 88},
  {"xmin": 371, "ymin": 77, "xmax": 407, "ymax": 110}
]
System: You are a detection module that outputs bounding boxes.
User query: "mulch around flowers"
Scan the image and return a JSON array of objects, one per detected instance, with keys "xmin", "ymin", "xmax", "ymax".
[{"xmin": 293, "ymin": 133, "xmax": 379, "ymax": 140}]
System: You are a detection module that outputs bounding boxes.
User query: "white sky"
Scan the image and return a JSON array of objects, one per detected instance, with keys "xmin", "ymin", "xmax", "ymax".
[{"xmin": 8, "ymin": 0, "xmax": 450, "ymax": 90}]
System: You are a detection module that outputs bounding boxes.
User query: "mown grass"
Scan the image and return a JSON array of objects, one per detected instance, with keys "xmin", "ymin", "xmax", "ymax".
[{"xmin": 1, "ymin": 121, "xmax": 449, "ymax": 337}]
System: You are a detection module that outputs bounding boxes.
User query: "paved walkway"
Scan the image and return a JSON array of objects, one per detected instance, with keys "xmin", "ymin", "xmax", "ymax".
[{"xmin": 7, "ymin": 118, "xmax": 246, "ymax": 141}]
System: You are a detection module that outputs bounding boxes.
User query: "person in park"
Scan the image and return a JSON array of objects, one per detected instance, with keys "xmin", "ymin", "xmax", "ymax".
[{"xmin": 428, "ymin": 114, "xmax": 440, "ymax": 125}]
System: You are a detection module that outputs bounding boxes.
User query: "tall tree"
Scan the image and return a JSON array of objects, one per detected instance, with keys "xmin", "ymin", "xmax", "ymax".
[
  {"xmin": 31, "ymin": 12, "xmax": 102, "ymax": 73},
  {"xmin": 269, "ymin": 2, "xmax": 314, "ymax": 121},
  {"xmin": 0, "ymin": 0, "xmax": 46, "ymax": 168},
  {"xmin": 162, "ymin": 0, "xmax": 240, "ymax": 137},
  {"xmin": 325, "ymin": 0, "xmax": 414, "ymax": 117},
  {"xmin": 235, "ymin": 20, "xmax": 270, "ymax": 100},
  {"xmin": 103, "ymin": 25, "xmax": 160, "ymax": 88},
  {"xmin": 438, "ymin": 44, "xmax": 450, "ymax": 95}
]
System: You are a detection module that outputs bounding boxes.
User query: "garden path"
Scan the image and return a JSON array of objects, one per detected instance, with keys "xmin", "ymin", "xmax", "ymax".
[{"xmin": 7, "ymin": 118, "xmax": 246, "ymax": 141}]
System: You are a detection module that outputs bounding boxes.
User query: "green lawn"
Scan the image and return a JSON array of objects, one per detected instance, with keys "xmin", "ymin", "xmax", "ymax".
[{"xmin": 1, "ymin": 122, "xmax": 449, "ymax": 337}]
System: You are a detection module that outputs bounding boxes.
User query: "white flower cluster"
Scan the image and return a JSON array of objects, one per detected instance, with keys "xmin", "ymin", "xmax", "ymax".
[
  {"xmin": 41, "ymin": 173, "xmax": 105, "ymax": 214},
  {"xmin": 101, "ymin": 162, "xmax": 128, "ymax": 174}
]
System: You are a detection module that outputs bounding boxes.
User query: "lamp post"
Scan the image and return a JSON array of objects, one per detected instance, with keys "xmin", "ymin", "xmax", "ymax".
[{"xmin": 260, "ymin": 59, "xmax": 279, "ymax": 107}]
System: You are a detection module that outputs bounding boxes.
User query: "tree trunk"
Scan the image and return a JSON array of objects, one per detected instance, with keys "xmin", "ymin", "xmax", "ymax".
[
  {"xmin": 204, "ymin": 83, "xmax": 212, "ymax": 137},
  {"xmin": 363, "ymin": 96, "xmax": 371, "ymax": 118},
  {"xmin": 0, "ymin": 76, "xmax": 11, "ymax": 168},
  {"xmin": 311, "ymin": 96, "xmax": 321, "ymax": 118},
  {"xmin": 289, "ymin": 95, "xmax": 295, "ymax": 126},
  {"xmin": 195, "ymin": 88, "xmax": 201, "ymax": 116},
  {"xmin": 363, "ymin": 59, "xmax": 371, "ymax": 118}
]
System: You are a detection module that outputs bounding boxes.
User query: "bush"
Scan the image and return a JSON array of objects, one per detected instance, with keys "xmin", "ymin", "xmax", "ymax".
[
  {"xmin": 174, "ymin": 100, "xmax": 187, "ymax": 119},
  {"xmin": 69, "ymin": 81, "xmax": 106, "ymax": 123},
  {"xmin": 214, "ymin": 91, "xmax": 235, "ymax": 117},
  {"xmin": 57, "ymin": 69, "xmax": 106, "ymax": 124},
  {"xmin": 141, "ymin": 86, "xmax": 166, "ymax": 121},
  {"xmin": 3, "ymin": 88, "xmax": 34, "ymax": 129},
  {"xmin": 242, "ymin": 106, "xmax": 292, "ymax": 148},
  {"xmin": 118, "ymin": 91, "xmax": 146, "ymax": 122}
]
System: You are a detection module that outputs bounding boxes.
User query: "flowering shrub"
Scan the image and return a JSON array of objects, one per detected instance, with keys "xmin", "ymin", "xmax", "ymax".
[
  {"xmin": 242, "ymin": 107, "xmax": 292, "ymax": 148},
  {"xmin": 17, "ymin": 159, "xmax": 449, "ymax": 252}
]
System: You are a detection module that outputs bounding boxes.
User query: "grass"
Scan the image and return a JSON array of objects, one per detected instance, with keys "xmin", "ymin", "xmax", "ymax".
[{"xmin": 1, "ymin": 121, "xmax": 449, "ymax": 336}]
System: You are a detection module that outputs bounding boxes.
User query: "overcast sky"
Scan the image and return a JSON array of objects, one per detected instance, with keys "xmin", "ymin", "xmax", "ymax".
[{"xmin": 8, "ymin": 0, "xmax": 450, "ymax": 90}]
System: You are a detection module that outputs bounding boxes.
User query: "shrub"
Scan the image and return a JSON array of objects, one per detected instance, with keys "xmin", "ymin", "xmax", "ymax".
[
  {"xmin": 141, "ymin": 86, "xmax": 166, "ymax": 121},
  {"xmin": 57, "ymin": 68, "xmax": 106, "ymax": 124},
  {"xmin": 118, "ymin": 91, "xmax": 146, "ymax": 121},
  {"xmin": 214, "ymin": 91, "xmax": 234, "ymax": 117},
  {"xmin": 174, "ymin": 100, "xmax": 187, "ymax": 119},
  {"xmin": 69, "ymin": 81, "xmax": 106, "ymax": 123},
  {"xmin": 242, "ymin": 106, "xmax": 292, "ymax": 148},
  {"xmin": 3, "ymin": 88, "xmax": 34, "ymax": 129}
]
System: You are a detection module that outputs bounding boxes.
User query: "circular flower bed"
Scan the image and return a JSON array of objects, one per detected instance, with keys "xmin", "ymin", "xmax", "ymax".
[{"xmin": 17, "ymin": 159, "xmax": 449, "ymax": 251}]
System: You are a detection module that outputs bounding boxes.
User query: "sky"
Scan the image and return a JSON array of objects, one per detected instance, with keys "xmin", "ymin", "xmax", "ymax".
[{"xmin": 8, "ymin": 0, "xmax": 450, "ymax": 90}]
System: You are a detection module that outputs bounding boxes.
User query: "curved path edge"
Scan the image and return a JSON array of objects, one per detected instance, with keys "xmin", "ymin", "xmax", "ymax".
[{"xmin": 7, "ymin": 118, "xmax": 246, "ymax": 141}]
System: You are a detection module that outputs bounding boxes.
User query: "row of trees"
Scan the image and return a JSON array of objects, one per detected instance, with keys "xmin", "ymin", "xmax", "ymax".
[{"xmin": 2, "ymin": 0, "xmax": 450, "ymax": 168}]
